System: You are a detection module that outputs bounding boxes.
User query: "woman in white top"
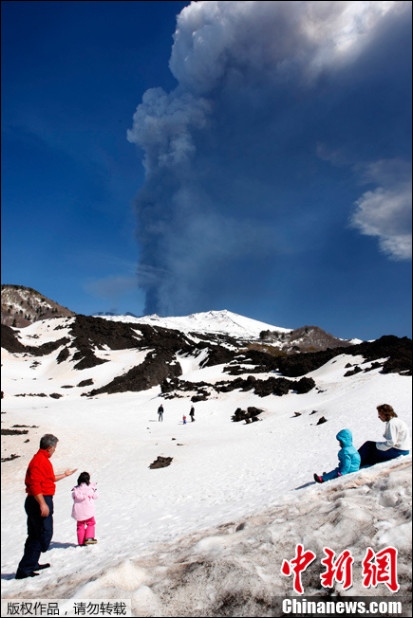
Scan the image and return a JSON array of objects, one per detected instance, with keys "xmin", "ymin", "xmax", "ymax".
[{"xmin": 358, "ymin": 404, "xmax": 410, "ymax": 467}]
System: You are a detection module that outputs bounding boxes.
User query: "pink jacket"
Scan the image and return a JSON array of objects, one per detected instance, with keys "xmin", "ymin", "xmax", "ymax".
[{"xmin": 71, "ymin": 482, "xmax": 98, "ymax": 521}]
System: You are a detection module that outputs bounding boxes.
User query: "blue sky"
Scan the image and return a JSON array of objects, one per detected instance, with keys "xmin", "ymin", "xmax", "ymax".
[{"xmin": 1, "ymin": 1, "xmax": 412, "ymax": 340}]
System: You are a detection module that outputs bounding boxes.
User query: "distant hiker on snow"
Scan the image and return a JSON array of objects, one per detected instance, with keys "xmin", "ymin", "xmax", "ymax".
[
  {"xmin": 158, "ymin": 404, "xmax": 164, "ymax": 422},
  {"xmin": 189, "ymin": 406, "xmax": 195, "ymax": 422},
  {"xmin": 183, "ymin": 415, "xmax": 187, "ymax": 425},
  {"xmin": 314, "ymin": 428, "xmax": 360, "ymax": 483},
  {"xmin": 358, "ymin": 404, "xmax": 410, "ymax": 467},
  {"xmin": 71, "ymin": 471, "xmax": 98, "ymax": 546}
]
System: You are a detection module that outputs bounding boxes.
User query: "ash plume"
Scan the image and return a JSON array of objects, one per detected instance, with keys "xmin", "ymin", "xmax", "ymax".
[{"xmin": 128, "ymin": 1, "xmax": 412, "ymax": 316}]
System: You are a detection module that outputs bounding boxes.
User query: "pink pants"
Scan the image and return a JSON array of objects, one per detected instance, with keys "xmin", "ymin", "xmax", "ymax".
[{"xmin": 76, "ymin": 516, "xmax": 96, "ymax": 545}]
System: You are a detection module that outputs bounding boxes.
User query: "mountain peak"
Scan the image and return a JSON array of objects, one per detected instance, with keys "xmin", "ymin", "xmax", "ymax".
[
  {"xmin": 96, "ymin": 308, "xmax": 291, "ymax": 339},
  {"xmin": 1, "ymin": 284, "xmax": 75, "ymax": 328}
]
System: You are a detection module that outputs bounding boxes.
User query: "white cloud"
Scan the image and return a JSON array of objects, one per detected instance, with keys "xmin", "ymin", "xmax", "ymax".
[
  {"xmin": 351, "ymin": 160, "xmax": 412, "ymax": 260},
  {"xmin": 169, "ymin": 1, "xmax": 409, "ymax": 93},
  {"xmin": 130, "ymin": 0, "xmax": 410, "ymax": 170}
]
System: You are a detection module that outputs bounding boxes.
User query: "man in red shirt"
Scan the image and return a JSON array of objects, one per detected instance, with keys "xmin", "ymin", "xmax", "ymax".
[{"xmin": 15, "ymin": 434, "xmax": 77, "ymax": 579}]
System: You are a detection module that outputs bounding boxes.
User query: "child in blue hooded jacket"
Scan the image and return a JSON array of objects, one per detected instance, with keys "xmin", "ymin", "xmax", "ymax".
[{"xmin": 314, "ymin": 428, "xmax": 360, "ymax": 483}]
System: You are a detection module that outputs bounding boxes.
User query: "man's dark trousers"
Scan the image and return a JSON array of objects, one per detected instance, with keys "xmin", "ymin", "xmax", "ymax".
[{"xmin": 17, "ymin": 495, "xmax": 53, "ymax": 576}]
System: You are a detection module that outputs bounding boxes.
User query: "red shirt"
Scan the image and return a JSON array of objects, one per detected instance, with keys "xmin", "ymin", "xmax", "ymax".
[{"xmin": 25, "ymin": 449, "xmax": 56, "ymax": 496}]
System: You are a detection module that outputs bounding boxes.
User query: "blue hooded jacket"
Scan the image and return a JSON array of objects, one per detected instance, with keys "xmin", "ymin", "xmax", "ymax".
[{"xmin": 322, "ymin": 428, "xmax": 360, "ymax": 481}]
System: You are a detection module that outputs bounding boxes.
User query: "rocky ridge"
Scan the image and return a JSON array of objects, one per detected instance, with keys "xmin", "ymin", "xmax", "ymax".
[
  {"xmin": 1, "ymin": 284, "xmax": 75, "ymax": 327},
  {"xmin": 1, "ymin": 313, "xmax": 411, "ymax": 403}
]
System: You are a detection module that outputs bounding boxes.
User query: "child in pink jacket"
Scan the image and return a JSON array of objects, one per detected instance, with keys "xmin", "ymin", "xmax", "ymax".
[{"xmin": 71, "ymin": 471, "xmax": 98, "ymax": 546}]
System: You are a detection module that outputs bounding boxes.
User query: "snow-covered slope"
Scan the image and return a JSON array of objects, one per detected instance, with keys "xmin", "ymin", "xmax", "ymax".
[
  {"xmin": 1, "ymin": 311, "xmax": 411, "ymax": 615},
  {"xmin": 95, "ymin": 309, "xmax": 291, "ymax": 338}
]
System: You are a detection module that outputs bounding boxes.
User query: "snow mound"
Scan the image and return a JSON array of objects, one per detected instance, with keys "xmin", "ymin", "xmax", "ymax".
[{"xmin": 7, "ymin": 459, "xmax": 410, "ymax": 617}]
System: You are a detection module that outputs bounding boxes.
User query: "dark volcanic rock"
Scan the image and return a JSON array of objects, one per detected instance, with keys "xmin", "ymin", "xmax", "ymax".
[
  {"xmin": 3, "ymin": 310, "xmax": 410, "ymax": 401},
  {"xmin": 71, "ymin": 315, "xmax": 141, "ymax": 351},
  {"xmin": 1, "ymin": 454, "xmax": 20, "ymax": 462},
  {"xmin": 1, "ymin": 428, "xmax": 29, "ymax": 435},
  {"xmin": 355, "ymin": 335, "xmax": 412, "ymax": 375},
  {"xmin": 232, "ymin": 407, "xmax": 264, "ymax": 423},
  {"xmin": 77, "ymin": 378, "xmax": 94, "ymax": 387},
  {"xmin": 201, "ymin": 345, "xmax": 237, "ymax": 368},
  {"xmin": 56, "ymin": 347, "xmax": 70, "ymax": 364},
  {"xmin": 275, "ymin": 336, "xmax": 412, "ymax": 377},
  {"xmin": 81, "ymin": 318, "xmax": 206, "ymax": 396},
  {"xmin": 86, "ymin": 351, "xmax": 183, "ymax": 396},
  {"xmin": 1, "ymin": 324, "xmax": 70, "ymax": 357},
  {"xmin": 216, "ymin": 375, "xmax": 316, "ymax": 397},
  {"xmin": 1, "ymin": 324, "xmax": 26, "ymax": 353},
  {"xmin": 70, "ymin": 315, "xmax": 140, "ymax": 370},
  {"xmin": 72, "ymin": 349, "xmax": 108, "ymax": 370},
  {"xmin": 149, "ymin": 456, "xmax": 173, "ymax": 469}
]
